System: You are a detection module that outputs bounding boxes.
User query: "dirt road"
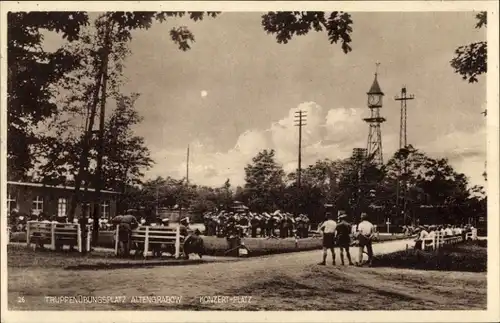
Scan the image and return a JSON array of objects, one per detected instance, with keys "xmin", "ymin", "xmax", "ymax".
[{"xmin": 8, "ymin": 238, "xmax": 486, "ymax": 310}]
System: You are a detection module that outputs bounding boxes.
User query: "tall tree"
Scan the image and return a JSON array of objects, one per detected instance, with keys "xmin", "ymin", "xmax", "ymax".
[
  {"xmin": 384, "ymin": 146, "xmax": 475, "ymax": 225},
  {"xmin": 7, "ymin": 12, "xmax": 90, "ymax": 179},
  {"xmin": 244, "ymin": 149, "xmax": 285, "ymax": 212},
  {"xmin": 65, "ymin": 12, "xmax": 219, "ymax": 226},
  {"xmin": 101, "ymin": 93, "xmax": 154, "ymax": 191}
]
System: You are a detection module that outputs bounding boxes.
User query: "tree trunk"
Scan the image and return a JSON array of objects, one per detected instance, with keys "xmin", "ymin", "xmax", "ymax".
[
  {"xmin": 68, "ymin": 68, "xmax": 103, "ymax": 222},
  {"xmin": 92, "ymin": 19, "xmax": 113, "ymax": 245}
]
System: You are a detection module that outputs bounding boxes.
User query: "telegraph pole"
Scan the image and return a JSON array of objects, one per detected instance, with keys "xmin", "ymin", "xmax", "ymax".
[
  {"xmin": 294, "ymin": 110, "xmax": 307, "ymax": 188},
  {"xmin": 395, "ymin": 86, "xmax": 415, "ymax": 224},
  {"xmin": 186, "ymin": 145, "xmax": 190, "ymax": 185},
  {"xmin": 179, "ymin": 145, "xmax": 190, "ymax": 223}
]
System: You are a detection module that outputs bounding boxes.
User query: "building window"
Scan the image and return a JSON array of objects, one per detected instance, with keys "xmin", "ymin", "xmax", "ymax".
[
  {"xmin": 58, "ymin": 198, "xmax": 67, "ymax": 217},
  {"xmin": 33, "ymin": 196, "xmax": 44, "ymax": 214},
  {"xmin": 7, "ymin": 194, "xmax": 16, "ymax": 213},
  {"xmin": 101, "ymin": 201, "xmax": 110, "ymax": 218}
]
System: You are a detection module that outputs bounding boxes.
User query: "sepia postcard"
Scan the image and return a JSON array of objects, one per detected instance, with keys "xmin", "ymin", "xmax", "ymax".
[{"xmin": 1, "ymin": 1, "xmax": 499, "ymax": 323}]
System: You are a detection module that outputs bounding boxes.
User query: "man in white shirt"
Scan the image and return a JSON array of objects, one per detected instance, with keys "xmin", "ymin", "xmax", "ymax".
[
  {"xmin": 356, "ymin": 213, "xmax": 374, "ymax": 266},
  {"xmin": 318, "ymin": 212, "xmax": 337, "ymax": 265}
]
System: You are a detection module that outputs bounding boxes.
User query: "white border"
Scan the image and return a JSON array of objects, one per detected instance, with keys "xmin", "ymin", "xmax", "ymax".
[{"xmin": 1, "ymin": 1, "xmax": 499, "ymax": 323}]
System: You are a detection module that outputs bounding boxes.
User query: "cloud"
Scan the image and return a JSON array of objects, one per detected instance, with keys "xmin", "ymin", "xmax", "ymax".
[
  {"xmin": 144, "ymin": 102, "xmax": 487, "ymax": 188},
  {"xmin": 145, "ymin": 101, "xmax": 366, "ymax": 186}
]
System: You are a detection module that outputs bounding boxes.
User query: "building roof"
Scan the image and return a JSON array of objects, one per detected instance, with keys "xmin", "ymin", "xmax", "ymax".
[
  {"xmin": 367, "ymin": 74, "xmax": 384, "ymax": 95},
  {"xmin": 7, "ymin": 181, "xmax": 120, "ymax": 194}
]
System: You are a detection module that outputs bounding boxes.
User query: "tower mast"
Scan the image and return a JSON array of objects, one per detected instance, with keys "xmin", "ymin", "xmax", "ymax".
[
  {"xmin": 363, "ymin": 63, "xmax": 386, "ymax": 166},
  {"xmin": 395, "ymin": 86, "xmax": 415, "ymax": 224}
]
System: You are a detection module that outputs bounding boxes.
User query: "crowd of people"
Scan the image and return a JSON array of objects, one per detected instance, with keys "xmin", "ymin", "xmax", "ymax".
[
  {"xmin": 7, "ymin": 208, "xmax": 116, "ymax": 232},
  {"xmin": 202, "ymin": 210, "xmax": 311, "ymax": 239},
  {"xmin": 412, "ymin": 223, "xmax": 476, "ymax": 250}
]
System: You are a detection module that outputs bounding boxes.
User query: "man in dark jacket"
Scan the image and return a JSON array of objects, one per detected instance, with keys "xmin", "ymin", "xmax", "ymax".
[
  {"xmin": 112, "ymin": 214, "xmax": 139, "ymax": 257},
  {"xmin": 336, "ymin": 212, "xmax": 354, "ymax": 266}
]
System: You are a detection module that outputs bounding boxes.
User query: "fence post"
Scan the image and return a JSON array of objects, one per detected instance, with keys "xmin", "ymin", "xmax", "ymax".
[
  {"xmin": 50, "ymin": 223, "xmax": 56, "ymax": 250},
  {"xmin": 77, "ymin": 224, "xmax": 82, "ymax": 253},
  {"xmin": 26, "ymin": 221, "xmax": 31, "ymax": 247},
  {"xmin": 143, "ymin": 227, "xmax": 149, "ymax": 258},
  {"xmin": 174, "ymin": 225, "xmax": 181, "ymax": 259},
  {"xmin": 114, "ymin": 226, "xmax": 119, "ymax": 256},
  {"xmin": 86, "ymin": 225, "xmax": 91, "ymax": 252}
]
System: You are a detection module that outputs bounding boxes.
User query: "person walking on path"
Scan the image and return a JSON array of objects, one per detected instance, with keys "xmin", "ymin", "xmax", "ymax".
[
  {"xmin": 317, "ymin": 212, "xmax": 337, "ymax": 266},
  {"xmin": 336, "ymin": 211, "xmax": 354, "ymax": 266},
  {"xmin": 356, "ymin": 212, "xmax": 374, "ymax": 266}
]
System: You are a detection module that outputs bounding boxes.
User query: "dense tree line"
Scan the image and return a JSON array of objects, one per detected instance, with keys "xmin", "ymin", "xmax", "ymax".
[{"xmin": 129, "ymin": 145, "xmax": 486, "ymax": 226}]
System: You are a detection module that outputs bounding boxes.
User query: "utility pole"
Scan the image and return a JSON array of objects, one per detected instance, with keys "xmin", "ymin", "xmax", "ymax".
[
  {"xmin": 395, "ymin": 86, "xmax": 415, "ymax": 225},
  {"xmin": 294, "ymin": 110, "xmax": 307, "ymax": 188},
  {"xmin": 179, "ymin": 145, "xmax": 190, "ymax": 223},
  {"xmin": 186, "ymin": 145, "xmax": 190, "ymax": 185},
  {"xmin": 156, "ymin": 185, "xmax": 159, "ymax": 217}
]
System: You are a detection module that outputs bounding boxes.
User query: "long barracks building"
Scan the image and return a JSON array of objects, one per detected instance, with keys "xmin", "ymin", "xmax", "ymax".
[{"xmin": 6, "ymin": 181, "xmax": 119, "ymax": 219}]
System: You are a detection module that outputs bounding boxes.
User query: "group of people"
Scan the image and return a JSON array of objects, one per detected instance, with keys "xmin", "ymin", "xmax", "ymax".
[
  {"xmin": 413, "ymin": 223, "xmax": 476, "ymax": 249},
  {"xmin": 112, "ymin": 214, "xmax": 203, "ymax": 259},
  {"xmin": 202, "ymin": 210, "xmax": 311, "ymax": 239},
  {"xmin": 318, "ymin": 211, "xmax": 375, "ymax": 267},
  {"xmin": 8, "ymin": 208, "xmax": 115, "ymax": 232}
]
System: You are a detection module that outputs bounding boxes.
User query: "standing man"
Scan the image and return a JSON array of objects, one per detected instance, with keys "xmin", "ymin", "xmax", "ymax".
[
  {"xmin": 79, "ymin": 204, "xmax": 90, "ymax": 254},
  {"xmin": 317, "ymin": 212, "xmax": 337, "ymax": 266},
  {"xmin": 112, "ymin": 213, "xmax": 139, "ymax": 258},
  {"xmin": 357, "ymin": 212, "xmax": 374, "ymax": 266},
  {"xmin": 336, "ymin": 211, "xmax": 354, "ymax": 266}
]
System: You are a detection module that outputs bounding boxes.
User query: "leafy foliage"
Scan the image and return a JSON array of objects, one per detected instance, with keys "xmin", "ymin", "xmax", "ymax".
[
  {"xmin": 244, "ymin": 149, "xmax": 286, "ymax": 212},
  {"xmin": 450, "ymin": 12, "xmax": 487, "ymax": 83},
  {"xmin": 101, "ymin": 94, "xmax": 154, "ymax": 191},
  {"xmin": 262, "ymin": 11, "xmax": 353, "ymax": 53},
  {"xmin": 7, "ymin": 12, "xmax": 90, "ymax": 179}
]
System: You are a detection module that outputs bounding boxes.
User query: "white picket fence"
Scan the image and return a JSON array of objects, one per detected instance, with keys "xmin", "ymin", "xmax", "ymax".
[
  {"xmin": 465, "ymin": 228, "xmax": 478, "ymax": 241},
  {"xmin": 26, "ymin": 221, "xmax": 91, "ymax": 253},
  {"xmin": 114, "ymin": 225, "xmax": 184, "ymax": 258},
  {"xmin": 421, "ymin": 229, "xmax": 477, "ymax": 251}
]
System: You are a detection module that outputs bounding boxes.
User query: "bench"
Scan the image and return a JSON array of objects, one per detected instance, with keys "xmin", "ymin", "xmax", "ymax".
[
  {"xmin": 26, "ymin": 221, "xmax": 91, "ymax": 252},
  {"xmin": 114, "ymin": 225, "xmax": 185, "ymax": 258}
]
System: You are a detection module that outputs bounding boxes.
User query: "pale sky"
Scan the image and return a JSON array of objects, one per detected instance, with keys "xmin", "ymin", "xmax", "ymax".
[{"xmin": 45, "ymin": 12, "xmax": 487, "ymax": 188}]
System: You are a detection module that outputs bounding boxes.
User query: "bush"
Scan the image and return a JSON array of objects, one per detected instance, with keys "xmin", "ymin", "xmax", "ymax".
[{"xmin": 372, "ymin": 240, "xmax": 487, "ymax": 272}]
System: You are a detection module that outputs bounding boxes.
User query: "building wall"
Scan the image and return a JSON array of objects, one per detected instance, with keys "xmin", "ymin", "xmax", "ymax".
[{"xmin": 7, "ymin": 183, "xmax": 118, "ymax": 219}]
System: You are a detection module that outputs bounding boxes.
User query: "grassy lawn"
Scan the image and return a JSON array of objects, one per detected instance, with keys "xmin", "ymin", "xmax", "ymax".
[{"xmin": 9, "ymin": 231, "xmax": 407, "ymax": 257}]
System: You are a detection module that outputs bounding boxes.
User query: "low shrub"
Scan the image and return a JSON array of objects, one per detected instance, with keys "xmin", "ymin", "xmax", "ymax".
[{"xmin": 372, "ymin": 240, "xmax": 487, "ymax": 272}]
